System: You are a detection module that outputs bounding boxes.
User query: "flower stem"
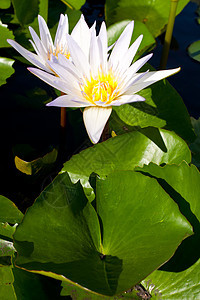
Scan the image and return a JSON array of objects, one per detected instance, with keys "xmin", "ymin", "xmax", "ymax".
[
  {"xmin": 59, "ymin": 93, "xmax": 67, "ymax": 157},
  {"xmin": 160, "ymin": 0, "xmax": 179, "ymax": 69},
  {"xmin": 60, "ymin": 107, "xmax": 66, "ymax": 129},
  {"xmin": 60, "ymin": 91, "xmax": 66, "ymax": 129}
]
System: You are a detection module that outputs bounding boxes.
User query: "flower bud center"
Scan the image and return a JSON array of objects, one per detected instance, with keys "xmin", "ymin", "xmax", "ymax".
[{"xmin": 81, "ymin": 72, "xmax": 119, "ymax": 105}]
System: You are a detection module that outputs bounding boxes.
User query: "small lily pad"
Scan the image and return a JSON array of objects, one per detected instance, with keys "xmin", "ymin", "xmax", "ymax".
[
  {"xmin": 0, "ymin": 57, "xmax": 15, "ymax": 86},
  {"xmin": 188, "ymin": 40, "xmax": 200, "ymax": 62},
  {"xmin": 14, "ymin": 148, "xmax": 58, "ymax": 176}
]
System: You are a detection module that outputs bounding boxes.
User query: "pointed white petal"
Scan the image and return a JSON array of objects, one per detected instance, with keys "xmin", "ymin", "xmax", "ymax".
[
  {"xmin": 46, "ymin": 94, "xmax": 90, "ymax": 107},
  {"xmin": 126, "ymin": 67, "xmax": 181, "ymax": 94},
  {"xmin": 54, "ymin": 14, "xmax": 68, "ymax": 47},
  {"xmin": 48, "ymin": 59, "xmax": 76, "ymax": 82},
  {"xmin": 28, "ymin": 67, "xmax": 78, "ymax": 95},
  {"xmin": 66, "ymin": 34, "xmax": 90, "ymax": 78},
  {"xmin": 109, "ymin": 21, "xmax": 134, "ymax": 71},
  {"xmin": 7, "ymin": 39, "xmax": 51, "ymax": 72},
  {"xmin": 111, "ymin": 94, "xmax": 145, "ymax": 106},
  {"xmin": 47, "ymin": 60, "xmax": 82, "ymax": 96},
  {"xmin": 119, "ymin": 71, "xmax": 149, "ymax": 95},
  {"xmin": 54, "ymin": 14, "xmax": 64, "ymax": 46},
  {"xmin": 57, "ymin": 53, "xmax": 82, "ymax": 79},
  {"xmin": 29, "ymin": 39, "xmax": 41, "ymax": 57},
  {"xmin": 118, "ymin": 35, "xmax": 143, "ymax": 75},
  {"xmin": 90, "ymin": 21, "xmax": 96, "ymax": 32},
  {"xmin": 83, "ymin": 106, "xmax": 112, "ymax": 144},
  {"xmin": 89, "ymin": 27, "xmax": 100, "ymax": 75},
  {"xmin": 38, "ymin": 15, "xmax": 53, "ymax": 51},
  {"xmin": 124, "ymin": 53, "xmax": 153, "ymax": 82},
  {"xmin": 98, "ymin": 21, "xmax": 108, "ymax": 72},
  {"xmin": 29, "ymin": 26, "xmax": 47, "ymax": 59},
  {"xmin": 71, "ymin": 14, "xmax": 91, "ymax": 59}
]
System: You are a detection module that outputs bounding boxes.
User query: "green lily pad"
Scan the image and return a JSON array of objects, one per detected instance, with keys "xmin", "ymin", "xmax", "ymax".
[
  {"xmin": 0, "ymin": 57, "xmax": 15, "ymax": 86},
  {"xmin": 13, "ymin": 171, "xmax": 192, "ymax": 296},
  {"xmin": 61, "ymin": 280, "xmax": 141, "ymax": 299},
  {"xmin": 105, "ymin": 0, "xmax": 190, "ymax": 37},
  {"xmin": 0, "ymin": 0, "xmax": 11, "ymax": 9},
  {"xmin": 68, "ymin": 172, "xmax": 95, "ymax": 202},
  {"xmin": 0, "ymin": 21, "xmax": 14, "ymax": 48},
  {"xmin": 0, "ymin": 265, "xmax": 15, "ymax": 300},
  {"xmin": 14, "ymin": 148, "xmax": 58, "ymax": 176},
  {"xmin": 135, "ymin": 162, "xmax": 200, "ymax": 298},
  {"xmin": 13, "ymin": 267, "xmax": 64, "ymax": 300},
  {"xmin": 11, "ymin": 0, "xmax": 39, "ymax": 25},
  {"xmin": 136, "ymin": 162, "xmax": 200, "ymax": 222},
  {"xmin": 0, "ymin": 195, "xmax": 22, "ymax": 242},
  {"xmin": 61, "ymin": 128, "xmax": 191, "ymax": 178},
  {"xmin": 0, "ymin": 195, "xmax": 23, "ymax": 224},
  {"xmin": 0, "ymin": 223, "xmax": 18, "ymax": 240},
  {"xmin": 0, "ymin": 263, "xmax": 64, "ymax": 300},
  {"xmin": 188, "ymin": 40, "xmax": 200, "ymax": 62},
  {"xmin": 142, "ymin": 258, "xmax": 200, "ymax": 299}
]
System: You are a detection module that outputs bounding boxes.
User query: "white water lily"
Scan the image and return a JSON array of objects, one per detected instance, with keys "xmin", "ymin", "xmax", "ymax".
[
  {"xmin": 7, "ymin": 14, "xmax": 91, "ymax": 73},
  {"xmin": 28, "ymin": 21, "xmax": 180, "ymax": 144}
]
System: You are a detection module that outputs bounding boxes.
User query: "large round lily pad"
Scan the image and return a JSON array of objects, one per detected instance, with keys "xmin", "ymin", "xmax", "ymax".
[{"xmin": 13, "ymin": 171, "xmax": 192, "ymax": 296}]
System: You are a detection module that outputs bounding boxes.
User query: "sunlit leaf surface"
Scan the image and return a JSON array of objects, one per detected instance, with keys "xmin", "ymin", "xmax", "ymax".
[
  {"xmin": 0, "ymin": 57, "xmax": 15, "ymax": 86},
  {"xmin": 13, "ymin": 171, "xmax": 192, "ymax": 296},
  {"xmin": 0, "ymin": 21, "xmax": 14, "ymax": 48},
  {"xmin": 136, "ymin": 162, "xmax": 200, "ymax": 299},
  {"xmin": 105, "ymin": 0, "xmax": 190, "ymax": 37},
  {"xmin": 62, "ymin": 129, "xmax": 191, "ymax": 177}
]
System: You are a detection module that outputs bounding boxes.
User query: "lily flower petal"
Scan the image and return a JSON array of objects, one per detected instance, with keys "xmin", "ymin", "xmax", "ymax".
[
  {"xmin": 83, "ymin": 106, "xmax": 112, "ymax": 144},
  {"xmin": 109, "ymin": 21, "xmax": 134, "ymax": 71},
  {"xmin": 118, "ymin": 34, "xmax": 143, "ymax": 75},
  {"xmin": 124, "ymin": 53, "xmax": 153, "ymax": 83},
  {"xmin": 47, "ymin": 60, "xmax": 80, "ymax": 90},
  {"xmin": 7, "ymin": 14, "xmax": 92, "ymax": 75},
  {"xmin": 7, "ymin": 39, "xmax": 50, "ymax": 72},
  {"xmin": 66, "ymin": 35, "xmax": 90, "ymax": 78},
  {"xmin": 29, "ymin": 26, "xmax": 47, "ymax": 59},
  {"xmin": 47, "ymin": 95, "xmax": 91, "ymax": 107},
  {"xmin": 71, "ymin": 15, "xmax": 91, "ymax": 59},
  {"xmin": 56, "ymin": 53, "xmax": 82, "ymax": 79},
  {"xmin": 54, "ymin": 14, "xmax": 68, "ymax": 48},
  {"xmin": 111, "ymin": 94, "xmax": 145, "ymax": 106},
  {"xmin": 28, "ymin": 67, "xmax": 78, "ymax": 95},
  {"xmin": 90, "ymin": 27, "xmax": 100, "ymax": 76},
  {"xmin": 38, "ymin": 15, "xmax": 54, "ymax": 51},
  {"xmin": 125, "ymin": 68, "xmax": 181, "ymax": 95},
  {"xmin": 98, "ymin": 22, "xmax": 107, "ymax": 72}
]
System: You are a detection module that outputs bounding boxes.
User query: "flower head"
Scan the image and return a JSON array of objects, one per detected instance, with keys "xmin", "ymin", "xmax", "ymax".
[
  {"xmin": 7, "ymin": 14, "xmax": 91, "ymax": 74},
  {"xmin": 28, "ymin": 21, "xmax": 180, "ymax": 143}
]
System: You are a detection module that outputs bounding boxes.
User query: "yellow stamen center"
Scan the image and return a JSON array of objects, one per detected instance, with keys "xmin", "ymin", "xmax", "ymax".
[
  {"xmin": 47, "ymin": 45, "xmax": 70, "ymax": 60},
  {"xmin": 81, "ymin": 71, "xmax": 119, "ymax": 105}
]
